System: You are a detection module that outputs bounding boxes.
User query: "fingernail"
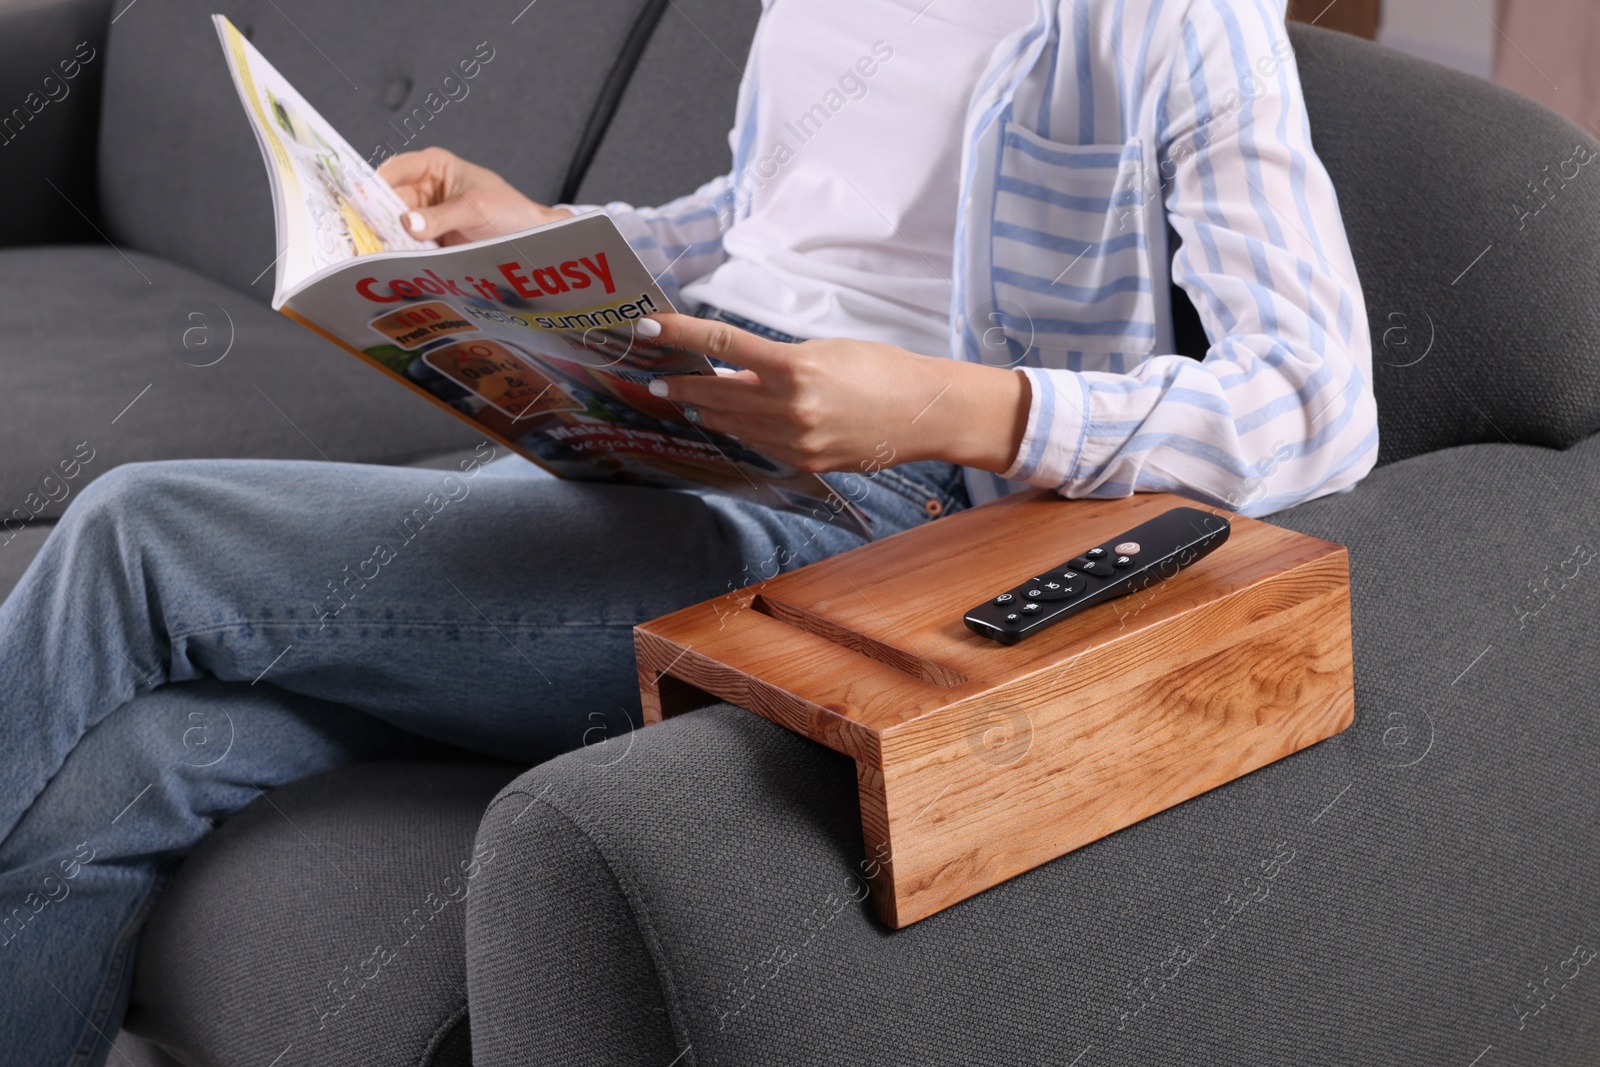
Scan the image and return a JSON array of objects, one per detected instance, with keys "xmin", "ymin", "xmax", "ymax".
[
  {"xmin": 406, "ymin": 211, "xmax": 425, "ymax": 233},
  {"xmin": 647, "ymin": 378, "xmax": 669, "ymax": 397},
  {"xmin": 636, "ymin": 317, "xmax": 662, "ymax": 338}
]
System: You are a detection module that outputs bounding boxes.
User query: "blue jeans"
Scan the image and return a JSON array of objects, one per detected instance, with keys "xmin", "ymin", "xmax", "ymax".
[{"xmin": 0, "ymin": 308, "xmax": 970, "ymax": 1065}]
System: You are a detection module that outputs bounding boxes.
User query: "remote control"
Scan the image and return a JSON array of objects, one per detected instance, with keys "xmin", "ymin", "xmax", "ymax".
[{"xmin": 963, "ymin": 506, "xmax": 1231, "ymax": 644}]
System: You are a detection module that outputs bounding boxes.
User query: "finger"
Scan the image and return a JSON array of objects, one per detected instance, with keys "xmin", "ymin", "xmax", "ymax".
[
  {"xmin": 390, "ymin": 184, "xmax": 424, "ymax": 211},
  {"xmin": 650, "ymin": 371, "xmax": 772, "ymax": 412},
  {"xmin": 375, "ymin": 148, "xmax": 447, "ymax": 191},
  {"xmin": 677, "ymin": 407, "xmax": 789, "ymax": 453},
  {"xmin": 402, "ymin": 194, "xmax": 491, "ymax": 242},
  {"xmin": 639, "ymin": 312, "xmax": 791, "ymax": 374}
]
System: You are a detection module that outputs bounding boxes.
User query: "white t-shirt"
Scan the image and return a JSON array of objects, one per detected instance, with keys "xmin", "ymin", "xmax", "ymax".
[{"xmin": 680, "ymin": 0, "xmax": 1038, "ymax": 358}]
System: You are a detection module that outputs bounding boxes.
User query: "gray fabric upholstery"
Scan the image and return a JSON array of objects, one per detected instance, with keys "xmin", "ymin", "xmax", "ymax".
[
  {"xmin": 468, "ymin": 433, "xmax": 1600, "ymax": 1066},
  {"xmin": 1291, "ymin": 25, "xmax": 1600, "ymax": 467},
  {"xmin": 108, "ymin": 1031, "xmax": 184, "ymax": 1067},
  {"xmin": 468, "ymin": 779, "xmax": 683, "ymax": 1065},
  {"xmin": 124, "ymin": 752, "xmax": 522, "ymax": 1067},
  {"xmin": 0, "ymin": 520, "xmax": 54, "ymax": 602},
  {"xmin": 0, "ymin": 246, "xmax": 482, "ymax": 523},
  {"xmin": 572, "ymin": 0, "xmax": 762, "ymax": 209},
  {"xmin": 96, "ymin": 0, "xmax": 671, "ymax": 297},
  {"xmin": 0, "ymin": 0, "xmax": 111, "ymax": 249}
]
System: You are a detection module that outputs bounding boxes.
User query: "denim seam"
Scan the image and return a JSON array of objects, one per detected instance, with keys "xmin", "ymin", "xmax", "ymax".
[
  {"xmin": 67, "ymin": 864, "xmax": 169, "ymax": 1067},
  {"xmin": 869, "ymin": 468, "xmax": 927, "ymax": 511},
  {"xmin": 871, "ymin": 465, "xmax": 967, "ymax": 515}
]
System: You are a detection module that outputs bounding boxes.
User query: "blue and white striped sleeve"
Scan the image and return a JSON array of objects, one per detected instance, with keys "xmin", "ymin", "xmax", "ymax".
[
  {"xmin": 561, "ymin": 174, "xmax": 737, "ymax": 309},
  {"xmin": 1001, "ymin": 0, "xmax": 1379, "ymax": 517}
]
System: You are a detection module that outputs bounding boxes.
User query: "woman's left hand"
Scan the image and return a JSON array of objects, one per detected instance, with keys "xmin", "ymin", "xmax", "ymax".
[{"xmin": 639, "ymin": 313, "xmax": 1031, "ymax": 475}]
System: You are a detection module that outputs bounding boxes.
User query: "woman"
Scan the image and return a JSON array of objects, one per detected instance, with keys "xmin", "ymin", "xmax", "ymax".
[{"xmin": 0, "ymin": 0, "xmax": 1375, "ymax": 1062}]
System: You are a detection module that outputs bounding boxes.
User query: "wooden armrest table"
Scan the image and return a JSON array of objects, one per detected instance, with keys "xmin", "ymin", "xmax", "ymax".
[{"xmin": 635, "ymin": 490, "xmax": 1354, "ymax": 928}]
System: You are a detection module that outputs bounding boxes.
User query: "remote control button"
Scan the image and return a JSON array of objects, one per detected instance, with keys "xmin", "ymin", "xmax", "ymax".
[
  {"xmin": 1068, "ymin": 556, "xmax": 1091, "ymax": 571},
  {"xmin": 1003, "ymin": 612, "xmax": 1022, "ymax": 624},
  {"xmin": 1079, "ymin": 559, "xmax": 1114, "ymax": 576},
  {"xmin": 1020, "ymin": 602, "xmax": 1043, "ymax": 614},
  {"xmin": 1086, "ymin": 547, "xmax": 1107, "ymax": 559},
  {"xmin": 1113, "ymin": 555, "xmax": 1134, "ymax": 568},
  {"xmin": 994, "ymin": 592, "xmax": 1015, "ymax": 605},
  {"xmin": 1027, "ymin": 579, "xmax": 1076, "ymax": 601},
  {"xmin": 1115, "ymin": 541, "xmax": 1141, "ymax": 556}
]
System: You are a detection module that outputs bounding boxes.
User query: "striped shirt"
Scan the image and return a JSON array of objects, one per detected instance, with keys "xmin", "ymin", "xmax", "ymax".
[{"xmin": 586, "ymin": 0, "xmax": 1379, "ymax": 518}]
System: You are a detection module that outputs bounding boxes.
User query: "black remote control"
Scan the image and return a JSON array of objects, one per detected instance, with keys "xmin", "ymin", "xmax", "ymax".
[{"xmin": 963, "ymin": 506, "xmax": 1231, "ymax": 644}]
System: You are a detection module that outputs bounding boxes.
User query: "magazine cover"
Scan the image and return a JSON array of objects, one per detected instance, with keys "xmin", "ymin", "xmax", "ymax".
[{"xmin": 213, "ymin": 15, "xmax": 871, "ymax": 537}]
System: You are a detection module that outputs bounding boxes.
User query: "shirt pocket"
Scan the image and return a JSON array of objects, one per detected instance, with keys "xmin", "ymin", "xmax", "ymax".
[{"xmin": 989, "ymin": 122, "xmax": 1156, "ymax": 360}]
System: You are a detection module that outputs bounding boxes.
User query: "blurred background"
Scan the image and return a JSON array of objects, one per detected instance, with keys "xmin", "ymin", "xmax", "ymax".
[{"xmin": 1289, "ymin": 0, "xmax": 1597, "ymax": 135}]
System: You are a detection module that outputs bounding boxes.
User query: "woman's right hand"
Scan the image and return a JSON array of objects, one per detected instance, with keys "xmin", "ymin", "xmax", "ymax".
[{"xmin": 377, "ymin": 147, "xmax": 572, "ymax": 245}]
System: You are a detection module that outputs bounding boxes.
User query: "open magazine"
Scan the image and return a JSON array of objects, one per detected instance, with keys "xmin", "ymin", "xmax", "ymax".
[{"xmin": 212, "ymin": 15, "xmax": 871, "ymax": 537}]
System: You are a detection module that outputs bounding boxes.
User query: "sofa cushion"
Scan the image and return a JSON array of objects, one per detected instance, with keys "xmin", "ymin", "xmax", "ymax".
[
  {"xmin": 1293, "ymin": 25, "xmax": 1600, "ymax": 466},
  {"xmin": 465, "ymin": 430, "xmax": 1600, "ymax": 1065},
  {"xmin": 96, "ymin": 0, "xmax": 684, "ymax": 296},
  {"xmin": 123, "ymin": 755, "xmax": 523, "ymax": 1067},
  {"xmin": 0, "ymin": 245, "xmax": 482, "ymax": 525}
]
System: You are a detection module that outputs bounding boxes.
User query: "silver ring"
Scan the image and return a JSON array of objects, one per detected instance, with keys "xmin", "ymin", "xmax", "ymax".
[{"xmin": 682, "ymin": 403, "xmax": 702, "ymax": 425}]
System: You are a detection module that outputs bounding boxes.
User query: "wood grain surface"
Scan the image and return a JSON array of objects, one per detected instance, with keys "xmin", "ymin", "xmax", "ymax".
[{"xmin": 636, "ymin": 490, "xmax": 1355, "ymax": 927}]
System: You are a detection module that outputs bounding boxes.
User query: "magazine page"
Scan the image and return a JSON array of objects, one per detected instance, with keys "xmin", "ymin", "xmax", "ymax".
[
  {"xmin": 213, "ymin": 15, "xmax": 432, "ymax": 305},
  {"xmin": 282, "ymin": 210, "xmax": 872, "ymax": 536}
]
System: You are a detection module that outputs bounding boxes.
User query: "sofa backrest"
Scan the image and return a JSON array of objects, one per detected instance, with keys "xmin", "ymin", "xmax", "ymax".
[
  {"xmin": 0, "ymin": 0, "xmax": 111, "ymax": 249},
  {"xmin": 95, "ymin": 0, "xmax": 758, "ymax": 296},
  {"xmin": 1288, "ymin": 23, "xmax": 1600, "ymax": 467}
]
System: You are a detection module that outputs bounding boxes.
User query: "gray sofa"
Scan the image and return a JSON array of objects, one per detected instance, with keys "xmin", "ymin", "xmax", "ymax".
[{"xmin": 4, "ymin": 0, "xmax": 1599, "ymax": 1063}]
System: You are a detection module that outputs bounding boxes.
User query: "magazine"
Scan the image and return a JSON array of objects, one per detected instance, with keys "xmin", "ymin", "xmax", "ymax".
[{"xmin": 212, "ymin": 15, "xmax": 870, "ymax": 537}]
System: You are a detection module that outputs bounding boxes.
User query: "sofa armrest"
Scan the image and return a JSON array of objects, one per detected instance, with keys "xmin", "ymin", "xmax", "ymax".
[
  {"xmin": 466, "ymin": 428, "xmax": 1600, "ymax": 1066},
  {"xmin": 0, "ymin": 0, "xmax": 113, "ymax": 249},
  {"xmin": 467, "ymin": 770, "xmax": 688, "ymax": 1064},
  {"xmin": 465, "ymin": 703, "xmax": 868, "ymax": 1066}
]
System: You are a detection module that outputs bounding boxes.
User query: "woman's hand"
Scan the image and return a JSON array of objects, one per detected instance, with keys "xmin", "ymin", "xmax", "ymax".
[
  {"xmin": 376, "ymin": 147, "xmax": 571, "ymax": 245},
  {"xmin": 639, "ymin": 313, "xmax": 1032, "ymax": 475}
]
